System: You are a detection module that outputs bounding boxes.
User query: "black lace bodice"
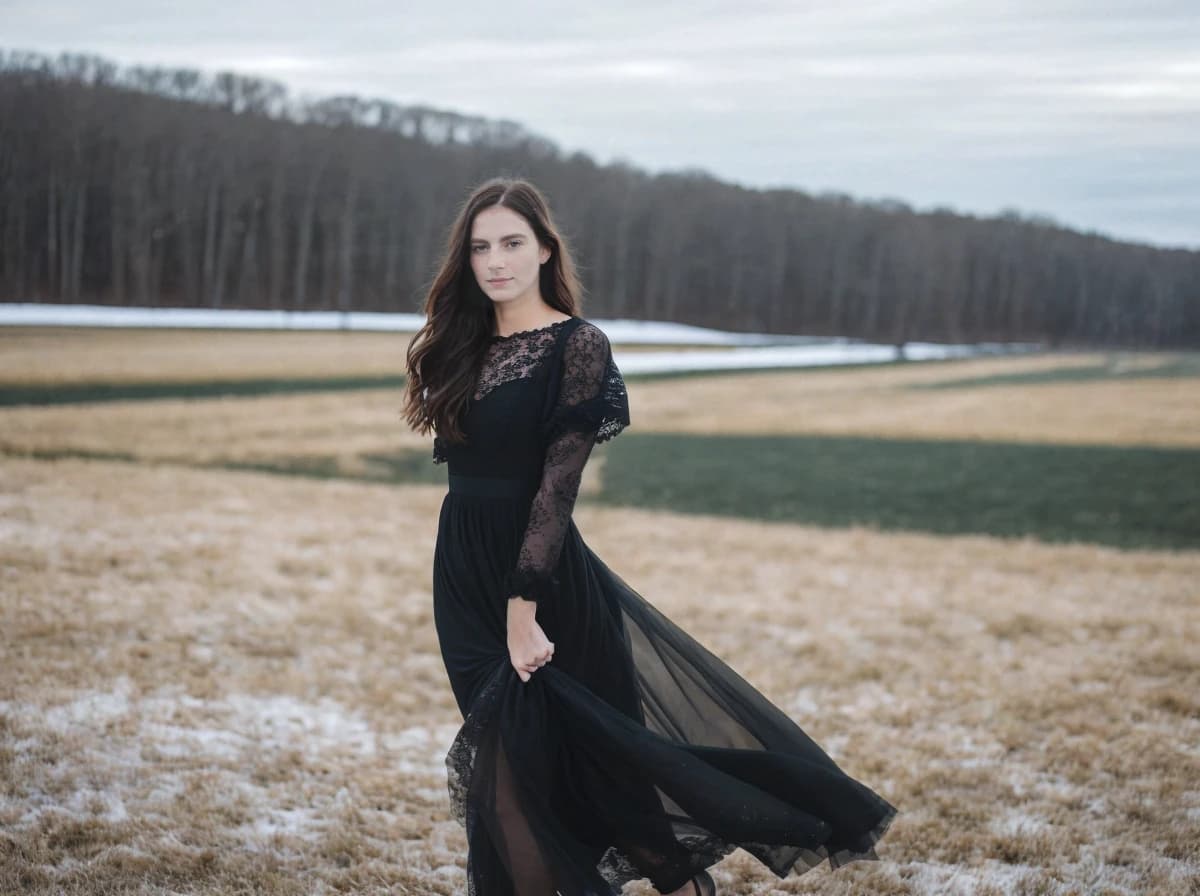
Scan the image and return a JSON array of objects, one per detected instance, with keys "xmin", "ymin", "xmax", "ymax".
[{"xmin": 432, "ymin": 317, "xmax": 630, "ymax": 603}]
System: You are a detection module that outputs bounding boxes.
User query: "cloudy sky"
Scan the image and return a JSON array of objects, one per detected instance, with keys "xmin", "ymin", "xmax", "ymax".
[{"xmin": 5, "ymin": 0, "xmax": 1198, "ymax": 249}]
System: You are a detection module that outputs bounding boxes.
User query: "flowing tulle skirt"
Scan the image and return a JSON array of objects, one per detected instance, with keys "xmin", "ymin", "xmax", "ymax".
[{"xmin": 433, "ymin": 487, "xmax": 897, "ymax": 896}]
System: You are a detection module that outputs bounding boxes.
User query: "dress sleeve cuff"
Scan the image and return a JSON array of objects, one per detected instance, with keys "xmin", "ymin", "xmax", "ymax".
[{"xmin": 502, "ymin": 566, "xmax": 560, "ymax": 603}]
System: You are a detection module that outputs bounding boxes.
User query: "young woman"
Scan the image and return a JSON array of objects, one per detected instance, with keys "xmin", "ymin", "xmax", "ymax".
[{"xmin": 403, "ymin": 177, "xmax": 897, "ymax": 896}]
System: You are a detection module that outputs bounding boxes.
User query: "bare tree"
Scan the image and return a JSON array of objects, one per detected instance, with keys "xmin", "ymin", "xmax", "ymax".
[{"xmin": 0, "ymin": 48, "xmax": 1196, "ymax": 348}]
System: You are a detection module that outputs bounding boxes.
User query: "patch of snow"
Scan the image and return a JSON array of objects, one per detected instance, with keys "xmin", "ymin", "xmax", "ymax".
[
  {"xmin": 142, "ymin": 777, "xmax": 188, "ymax": 806},
  {"xmin": 236, "ymin": 806, "xmax": 325, "ymax": 842},
  {"xmin": 411, "ymin": 786, "xmax": 447, "ymax": 803},
  {"xmin": 834, "ymin": 681, "xmax": 900, "ymax": 715},
  {"xmin": 4, "ymin": 686, "xmax": 477, "ymax": 871},
  {"xmin": 615, "ymin": 340, "xmax": 996, "ymax": 375},
  {"xmin": 1000, "ymin": 765, "xmax": 1083, "ymax": 802},
  {"xmin": 130, "ymin": 691, "xmax": 380, "ymax": 760},
  {"xmin": 222, "ymin": 692, "xmax": 377, "ymax": 757},
  {"xmin": 60, "ymin": 787, "xmax": 131, "ymax": 822},
  {"xmin": 383, "ymin": 724, "xmax": 436, "ymax": 751},
  {"xmin": 42, "ymin": 677, "xmax": 135, "ymax": 731},
  {"xmin": 788, "ymin": 691, "xmax": 819, "ymax": 718},
  {"xmin": 0, "ymin": 304, "xmax": 1039, "ymax": 366},
  {"xmin": 898, "ymin": 859, "xmax": 1090, "ymax": 896},
  {"xmin": 990, "ymin": 806, "xmax": 1049, "ymax": 836},
  {"xmin": 139, "ymin": 721, "xmax": 249, "ymax": 760}
]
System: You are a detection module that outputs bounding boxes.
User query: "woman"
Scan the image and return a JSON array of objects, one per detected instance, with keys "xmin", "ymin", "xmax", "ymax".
[{"xmin": 403, "ymin": 177, "xmax": 897, "ymax": 896}]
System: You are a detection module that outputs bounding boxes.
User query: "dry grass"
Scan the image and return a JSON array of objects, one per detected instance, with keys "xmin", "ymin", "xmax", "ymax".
[
  {"xmin": 0, "ymin": 327, "xmax": 416, "ymax": 384},
  {"xmin": 0, "ymin": 389, "xmax": 426, "ymax": 466},
  {"xmin": 0, "ymin": 326, "xmax": 730, "ymax": 386},
  {"xmin": 3, "ymin": 328, "xmax": 1198, "ymax": 893},
  {"xmin": 2, "ymin": 350, "xmax": 1198, "ymax": 473},
  {"xmin": 3, "ymin": 456, "xmax": 1198, "ymax": 894},
  {"xmin": 630, "ymin": 355, "xmax": 1200, "ymax": 448}
]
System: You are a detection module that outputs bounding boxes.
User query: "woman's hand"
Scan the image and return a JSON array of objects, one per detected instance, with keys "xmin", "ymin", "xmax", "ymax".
[{"xmin": 507, "ymin": 597, "xmax": 554, "ymax": 683}]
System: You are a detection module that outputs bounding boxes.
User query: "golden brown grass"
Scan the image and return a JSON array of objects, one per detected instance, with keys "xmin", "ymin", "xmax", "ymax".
[
  {"xmin": 0, "ymin": 326, "xmax": 415, "ymax": 384},
  {"xmin": 2, "ymin": 456, "xmax": 1198, "ymax": 894},
  {"xmin": 0, "ymin": 389, "xmax": 427, "ymax": 465},
  {"xmin": 3, "ymin": 328, "xmax": 1199, "ymax": 893},
  {"xmin": 0, "ymin": 326, "xmax": 729, "ymax": 385},
  {"xmin": 630, "ymin": 354, "xmax": 1200, "ymax": 448},
  {"xmin": 3, "ymin": 349, "xmax": 1198, "ymax": 474}
]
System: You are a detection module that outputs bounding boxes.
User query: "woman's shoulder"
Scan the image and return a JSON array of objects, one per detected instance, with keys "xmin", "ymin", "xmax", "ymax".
[{"xmin": 562, "ymin": 317, "xmax": 611, "ymax": 351}]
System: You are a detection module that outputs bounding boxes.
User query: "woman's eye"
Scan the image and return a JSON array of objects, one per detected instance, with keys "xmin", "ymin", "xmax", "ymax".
[{"xmin": 507, "ymin": 240, "xmax": 522, "ymax": 248}]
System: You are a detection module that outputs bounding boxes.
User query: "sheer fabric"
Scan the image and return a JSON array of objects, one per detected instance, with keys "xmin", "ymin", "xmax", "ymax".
[
  {"xmin": 504, "ymin": 321, "xmax": 629, "ymax": 604},
  {"xmin": 429, "ymin": 317, "xmax": 897, "ymax": 895}
]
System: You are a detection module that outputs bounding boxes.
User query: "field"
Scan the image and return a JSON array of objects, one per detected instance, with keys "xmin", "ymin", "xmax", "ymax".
[{"xmin": 2, "ymin": 327, "xmax": 1198, "ymax": 895}]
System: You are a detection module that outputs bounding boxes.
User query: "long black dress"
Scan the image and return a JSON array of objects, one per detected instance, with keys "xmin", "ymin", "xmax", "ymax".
[{"xmin": 430, "ymin": 316, "xmax": 897, "ymax": 895}]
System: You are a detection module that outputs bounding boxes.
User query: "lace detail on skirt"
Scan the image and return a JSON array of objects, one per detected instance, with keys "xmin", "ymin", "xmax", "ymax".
[{"xmin": 445, "ymin": 663, "xmax": 504, "ymax": 828}]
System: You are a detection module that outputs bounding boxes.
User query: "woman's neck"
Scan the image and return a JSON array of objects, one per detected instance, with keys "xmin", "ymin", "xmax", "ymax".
[{"xmin": 492, "ymin": 302, "xmax": 570, "ymax": 338}]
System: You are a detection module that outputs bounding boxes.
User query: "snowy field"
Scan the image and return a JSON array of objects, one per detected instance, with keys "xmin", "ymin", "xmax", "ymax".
[
  {"xmin": 0, "ymin": 303, "xmax": 1038, "ymax": 375},
  {"xmin": 3, "ymin": 456, "xmax": 1197, "ymax": 895},
  {"xmin": 2, "ymin": 327, "xmax": 1198, "ymax": 895}
]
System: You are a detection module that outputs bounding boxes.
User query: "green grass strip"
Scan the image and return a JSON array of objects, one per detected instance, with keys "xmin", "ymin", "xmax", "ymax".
[
  {"xmin": 217, "ymin": 451, "xmax": 448, "ymax": 487},
  {"xmin": 0, "ymin": 375, "xmax": 409, "ymax": 406},
  {"xmin": 596, "ymin": 433, "xmax": 1200, "ymax": 551},
  {"xmin": 8, "ymin": 433, "xmax": 1197, "ymax": 550}
]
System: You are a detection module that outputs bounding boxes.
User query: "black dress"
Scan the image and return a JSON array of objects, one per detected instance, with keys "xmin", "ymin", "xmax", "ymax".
[{"xmin": 431, "ymin": 316, "xmax": 897, "ymax": 895}]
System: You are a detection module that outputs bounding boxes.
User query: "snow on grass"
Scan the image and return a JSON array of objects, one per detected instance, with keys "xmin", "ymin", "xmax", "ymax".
[
  {"xmin": 3, "ymin": 675, "xmax": 463, "ymax": 881},
  {"xmin": 0, "ymin": 302, "xmax": 1027, "ymax": 346},
  {"xmin": 0, "ymin": 303, "xmax": 1038, "ymax": 379},
  {"xmin": 2, "ymin": 434, "xmax": 1198, "ymax": 893}
]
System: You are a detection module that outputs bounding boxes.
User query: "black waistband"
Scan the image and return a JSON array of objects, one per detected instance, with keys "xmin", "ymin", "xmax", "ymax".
[{"xmin": 448, "ymin": 473, "xmax": 539, "ymax": 499}]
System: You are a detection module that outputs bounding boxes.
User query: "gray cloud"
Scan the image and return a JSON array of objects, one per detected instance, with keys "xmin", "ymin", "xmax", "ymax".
[{"xmin": 4, "ymin": 0, "xmax": 1198, "ymax": 247}]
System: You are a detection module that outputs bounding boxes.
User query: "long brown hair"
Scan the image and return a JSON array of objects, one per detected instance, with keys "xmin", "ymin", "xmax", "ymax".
[{"xmin": 402, "ymin": 176, "xmax": 584, "ymax": 444}]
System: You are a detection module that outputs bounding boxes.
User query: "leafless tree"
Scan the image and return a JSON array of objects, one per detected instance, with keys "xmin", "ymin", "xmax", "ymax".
[{"xmin": 1, "ymin": 48, "xmax": 1196, "ymax": 347}]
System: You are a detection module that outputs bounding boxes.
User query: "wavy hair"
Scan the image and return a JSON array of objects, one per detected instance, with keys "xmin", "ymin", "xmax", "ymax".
[{"xmin": 402, "ymin": 176, "xmax": 584, "ymax": 445}]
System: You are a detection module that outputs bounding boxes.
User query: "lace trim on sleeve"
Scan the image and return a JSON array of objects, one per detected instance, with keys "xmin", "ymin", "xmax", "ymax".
[
  {"xmin": 422, "ymin": 383, "xmax": 449, "ymax": 465},
  {"xmin": 538, "ymin": 325, "xmax": 630, "ymax": 446},
  {"xmin": 506, "ymin": 323, "xmax": 630, "ymax": 604}
]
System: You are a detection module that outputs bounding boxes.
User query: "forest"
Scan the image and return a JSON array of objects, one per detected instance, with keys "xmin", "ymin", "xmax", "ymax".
[{"xmin": 1, "ymin": 48, "xmax": 1196, "ymax": 347}]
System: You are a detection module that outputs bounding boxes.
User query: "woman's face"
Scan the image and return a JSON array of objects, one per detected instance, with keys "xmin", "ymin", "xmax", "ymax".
[{"xmin": 469, "ymin": 205, "xmax": 551, "ymax": 309}]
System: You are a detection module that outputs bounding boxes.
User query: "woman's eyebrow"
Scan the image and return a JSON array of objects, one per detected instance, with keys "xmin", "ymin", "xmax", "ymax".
[{"xmin": 470, "ymin": 233, "xmax": 526, "ymax": 244}]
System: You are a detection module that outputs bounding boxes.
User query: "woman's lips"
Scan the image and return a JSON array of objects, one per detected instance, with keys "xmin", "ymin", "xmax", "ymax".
[{"xmin": 488, "ymin": 278, "xmax": 511, "ymax": 285}]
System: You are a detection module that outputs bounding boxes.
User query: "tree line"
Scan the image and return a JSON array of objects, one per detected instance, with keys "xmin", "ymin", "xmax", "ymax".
[{"xmin": 1, "ymin": 49, "xmax": 1196, "ymax": 347}]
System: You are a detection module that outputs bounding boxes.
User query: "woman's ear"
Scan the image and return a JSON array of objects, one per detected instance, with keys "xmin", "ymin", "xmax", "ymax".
[{"xmin": 540, "ymin": 245, "xmax": 551, "ymax": 264}]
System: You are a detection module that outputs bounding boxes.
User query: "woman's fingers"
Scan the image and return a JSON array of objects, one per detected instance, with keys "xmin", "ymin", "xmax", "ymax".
[
  {"xmin": 513, "ymin": 650, "xmax": 553, "ymax": 683},
  {"xmin": 508, "ymin": 625, "xmax": 554, "ymax": 682}
]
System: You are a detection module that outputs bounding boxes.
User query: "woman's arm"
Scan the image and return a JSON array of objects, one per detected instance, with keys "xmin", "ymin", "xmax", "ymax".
[{"xmin": 504, "ymin": 322, "xmax": 629, "ymax": 604}]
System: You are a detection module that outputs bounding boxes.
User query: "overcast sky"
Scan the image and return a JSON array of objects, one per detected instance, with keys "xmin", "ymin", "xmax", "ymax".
[{"xmin": 5, "ymin": 0, "xmax": 1198, "ymax": 249}]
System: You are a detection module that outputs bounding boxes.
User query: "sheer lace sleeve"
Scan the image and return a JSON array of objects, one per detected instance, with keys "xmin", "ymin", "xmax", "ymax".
[
  {"xmin": 502, "ymin": 323, "xmax": 630, "ymax": 603},
  {"xmin": 425, "ymin": 385, "xmax": 448, "ymax": 464}
]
